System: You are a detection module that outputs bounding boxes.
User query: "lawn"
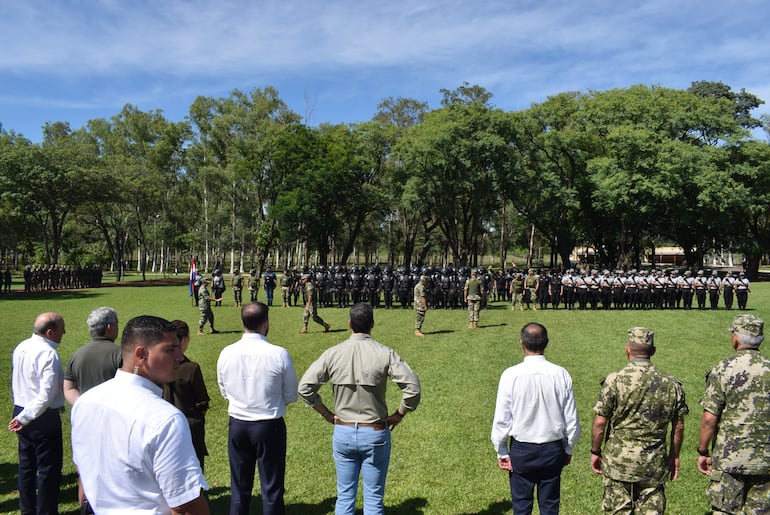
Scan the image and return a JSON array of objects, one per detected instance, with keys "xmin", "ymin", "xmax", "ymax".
[{"xmin": 1, "ymin": 279, "xmax": 766, "ymax": 514}]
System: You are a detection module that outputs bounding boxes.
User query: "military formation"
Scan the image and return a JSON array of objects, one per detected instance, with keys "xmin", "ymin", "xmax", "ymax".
[
  {"xmin": 19, "ymin": 264, "xmax": 104, "ymax": 292},
  {"xmin": 249, "ymin": 264, "xmax": 751, "ymax": 312}
]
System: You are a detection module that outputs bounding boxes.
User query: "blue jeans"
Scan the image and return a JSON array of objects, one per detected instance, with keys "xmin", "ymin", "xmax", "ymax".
[{"xmin": 332, "ymin": 424, "xmax": 391, "ymax": 515}]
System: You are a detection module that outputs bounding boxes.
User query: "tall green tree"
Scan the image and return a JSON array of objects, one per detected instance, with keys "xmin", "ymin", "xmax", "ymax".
[{"xmin": 0, "ymin": 124, "xmax": 99, "ymax": 264}]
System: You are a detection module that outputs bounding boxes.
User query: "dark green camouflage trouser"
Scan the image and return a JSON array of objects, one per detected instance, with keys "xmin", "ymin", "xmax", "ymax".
[
  {"xmin": 707, "ymin": 469, "xmax": 770, "ymax": 514},
  {"xmin": 602, "ymin": 476, "xmax": 665, "ymax": 514},
  {"xmin": 467, "ymin": 295, "xmax": 481, "ymax": 322},
  {"xmin": 415, "ymin": 308, "xmax": 426, "ymax": 330}
]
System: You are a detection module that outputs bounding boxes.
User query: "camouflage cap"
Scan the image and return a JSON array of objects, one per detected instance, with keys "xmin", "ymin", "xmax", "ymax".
[
  {"xmin": 729, "ymin": 314, "xmax": 764, "ymax": 337},
  {"xmin": 627, "ymin": 327, "xmax": 654, "ymax": 346}
]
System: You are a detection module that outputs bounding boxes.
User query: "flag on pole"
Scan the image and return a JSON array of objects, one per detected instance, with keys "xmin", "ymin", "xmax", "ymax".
[{"xmin": 189, "ymin": 257, "xmax": 197, "ymax": 296}]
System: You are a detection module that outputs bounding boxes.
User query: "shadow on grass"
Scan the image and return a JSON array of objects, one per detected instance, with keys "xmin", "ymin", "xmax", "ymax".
[
  {"xmin": 386, "ymin": 497, "xmax": 429, "ymax": 513},
  {"xmin": 0, "ymin": 466, "xmax": 80, "ymax": 515},
  {"xmin": 2, "ymin": 290, "xmax": 103, "ymax": 302},
  {"xmin": 207, "ymin": 489, "xmax": 337, "ymax": 514},
  {"xmin": 457, "ymin": 499, "xmax": 511, "ymax": 514},
  {"xmin": 477, "ymin": 323, "xmax": 508, "ymax": 329},
  {"xmin": 423, "ymin": 329, "xmax": 456, "ymax": 335}
]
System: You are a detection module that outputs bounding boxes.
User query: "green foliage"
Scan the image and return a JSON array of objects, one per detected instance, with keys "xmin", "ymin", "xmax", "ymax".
[{"xmin": 2, "ymin": 82, "xmax": 770, "ymax": 276}]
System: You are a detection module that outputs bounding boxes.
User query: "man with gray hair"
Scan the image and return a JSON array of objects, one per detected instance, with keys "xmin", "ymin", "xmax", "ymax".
[
  {"xmin": 697, "ymin": 314, "xmax": 770, "ymax": 514},
  {"xmin": 63, "ymin": 307, "xmax": 122, "ymax": 405},
  {"xmin": 590, "ymin": 327, "xmax": 688, "ymax": 513}
]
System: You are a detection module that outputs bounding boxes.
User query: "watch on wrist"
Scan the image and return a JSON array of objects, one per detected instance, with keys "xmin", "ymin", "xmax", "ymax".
[
  {"xmin": 590, "ymin": 448, "xmax": 602, "ymax": 457},
  {"xmin": 697, "ymin": 447, "xmax": 710, "ymax": 457}
]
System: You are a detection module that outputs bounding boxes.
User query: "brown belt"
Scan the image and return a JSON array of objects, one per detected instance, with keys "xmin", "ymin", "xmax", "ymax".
[{"xmin": 334, "ymin": 420, "xmax": 386, "ymax": 430}]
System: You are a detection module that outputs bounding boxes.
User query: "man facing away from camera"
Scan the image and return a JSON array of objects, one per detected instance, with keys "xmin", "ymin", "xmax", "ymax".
[
  {"xmin": 491, "ymin": 322, "xmax": 580, "ymax": 515},
  {"xmin": 298, "ymin": 302, "xmax": 421, "ymax": 515}
]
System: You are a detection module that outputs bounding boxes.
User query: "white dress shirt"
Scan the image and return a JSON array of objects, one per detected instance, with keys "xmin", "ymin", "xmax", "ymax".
[
  {"xmin": 71, "ymin": 370, "xmax": 208, "ymax": 514},
  {"xmin": 12, "ymin": 333, "xmax": 64, "ymax": 426},
  {"xmin": 217, "ymin": 332, "xmax": 298, "ymax": 421},
  {"xmin": 491, "ymin": 355, "xmax": 580, "ymax": 457}
]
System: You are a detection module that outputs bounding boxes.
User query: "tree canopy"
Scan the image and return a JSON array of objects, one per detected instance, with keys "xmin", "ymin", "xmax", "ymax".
[{"xmin": 1, "ymin": 82, "xmax": 768, "ymax": 278}]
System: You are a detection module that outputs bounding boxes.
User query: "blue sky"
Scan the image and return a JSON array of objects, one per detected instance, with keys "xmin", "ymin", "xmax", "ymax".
[{"xmin": 2, "ymin": 0, "xmax": 768, "ymax": 141}]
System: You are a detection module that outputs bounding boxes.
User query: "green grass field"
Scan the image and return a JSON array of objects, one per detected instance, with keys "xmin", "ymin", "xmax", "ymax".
[{"xmin": 1, "ymin": 280, "xmax": 766, "ymax": 514}]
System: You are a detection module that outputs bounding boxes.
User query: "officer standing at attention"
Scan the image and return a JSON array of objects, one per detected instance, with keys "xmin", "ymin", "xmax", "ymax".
[
  {"xmin": 735, "ymin": 271, "xmax": 751, "ymax": 310},
  {"xmin": 590, "ymin": 327, "xmax": 688, "ymax": 513},
  {"xmin": 464, "ymin": 269, "xmax": 484, "ymax": 329},
  {"xmin": 414, "ymin": 276, "xmax": 427, "ymax": 337},
  {"xmin": 248, "ymin": 269, "xmax": 260, "ymax": 303},
  {"xmin": 721, "ymin": 272, "xmax": 736, "ymax": 310},
  {"xmin": 232, "ymin": 269, "xmax": 244, "ymax": 308},
  {"xmin": 697, "ymin": 314, "xmax": 770, "ymax": 514},
  {"xmin": 706, "ymin": 270, "xmax": 721, "ymax": 310}
]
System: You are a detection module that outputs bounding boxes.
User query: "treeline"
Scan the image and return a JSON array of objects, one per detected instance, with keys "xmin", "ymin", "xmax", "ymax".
[{"xmin": 0, "ymin": 81, "xmax": 768, "ymax": 280}]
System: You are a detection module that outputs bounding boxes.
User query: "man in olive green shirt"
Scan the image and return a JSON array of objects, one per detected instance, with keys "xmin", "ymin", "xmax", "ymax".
[{"xmin": 298, "ymin": 302, "xmax": 421, "ymax": 515}]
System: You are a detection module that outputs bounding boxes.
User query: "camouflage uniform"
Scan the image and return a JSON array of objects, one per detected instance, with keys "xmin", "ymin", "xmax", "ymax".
[
  {"xmin": 414, "ymin": 278, "xmax": 427, "ymax": 334},
  {"xmin": 198, "ymin": 281, "xmax": 216, "ymax": 333},
  {"xmin": 248, "ymin": 270, "xmax": 259, "ymax": 302},
  {"xmin": 231, "ymin": 270, "xmax": 243, "ymax": 307},
  {"xmin": 301, "ymin": 278, "xmax": 330, "ymax": 333},
  {"xmin": 593, "ymin": 328, "xmax": 688, "ymax": 514},
  {"xmin": 700, "ymin": 315, "xmax": 770, "ymax": 514},
  {"xmin": 280, "ymin": 271, "xmax": 292, "ymax": 307},
  {"xmin": 464, "ymin": 273, "xmax": 483, "ymax": 328}
]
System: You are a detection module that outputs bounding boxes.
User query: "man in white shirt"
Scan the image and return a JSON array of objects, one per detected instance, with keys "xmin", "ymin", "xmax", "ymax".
[
  {"xmin": 217, "ymin": 302, "xmax": 298, "ymax": 515},
  {"xmin": 9, "ymin": 312, "xmax": 66, "ymax": 515},
  {"xmin": 491, "ymin": 322, "xmax": 580, "ymax": 515},
  {"xmin": 71, "ymin": 315, "xmax": 209, "ymax": 515}
]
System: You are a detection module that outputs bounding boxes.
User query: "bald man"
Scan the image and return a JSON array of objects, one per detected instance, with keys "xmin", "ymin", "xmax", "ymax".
[{"xmin": 9, "ymin": 312, "xmax": 66, "ymax": 515}]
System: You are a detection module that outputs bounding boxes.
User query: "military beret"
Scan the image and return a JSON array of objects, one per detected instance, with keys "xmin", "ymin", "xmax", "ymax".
[
  {"xmin": 627, "ymin": 327, "xmax": 654, "ymax": 346},
  {"xmin": 730, "ymin": 314, "xmax": 763, "ymax": 337}
]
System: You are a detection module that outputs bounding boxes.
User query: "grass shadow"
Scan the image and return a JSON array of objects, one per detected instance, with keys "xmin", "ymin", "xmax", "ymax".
[
  {"xmin": 457, "ymin": 500, "xmax": 511, "ymax": 514},
  {"xmin": 386, "ymin": 496, "xmax": 429, "ymax": 513},
  {"xmin": 477, "ymin": 323, "xmax": 508, "ymax": 329}
]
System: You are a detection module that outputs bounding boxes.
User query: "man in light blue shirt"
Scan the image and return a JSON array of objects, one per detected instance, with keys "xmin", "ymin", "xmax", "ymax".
[{"xmin": 491, "ymin": 322, "xmax": 580, "ymax": 515}]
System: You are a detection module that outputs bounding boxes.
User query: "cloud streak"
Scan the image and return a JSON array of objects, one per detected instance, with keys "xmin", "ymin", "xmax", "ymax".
[{"xmin": 1, "ymin": 0, "xmax": 767, "ymax": 138}]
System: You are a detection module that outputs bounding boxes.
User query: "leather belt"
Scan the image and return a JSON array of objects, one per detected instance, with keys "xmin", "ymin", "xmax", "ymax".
[{"xmin": 334, "ymin": 420, "xmax": 386, "ymax": 430}]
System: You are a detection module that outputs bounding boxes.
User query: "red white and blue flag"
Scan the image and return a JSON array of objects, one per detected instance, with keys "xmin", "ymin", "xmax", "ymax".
[{"xmin": 189, "ymin": 257, "xmax": 197, "ymax": 296}]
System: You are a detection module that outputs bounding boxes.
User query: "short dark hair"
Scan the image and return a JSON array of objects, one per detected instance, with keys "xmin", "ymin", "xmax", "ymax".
[
  {"xmin": 349, "ymin": 302, "xmax": 374, "ymax": 333},
  {"xmin": 242, "ymin": 302, "xmax": 268, "ymax": 331},
  {"xmin": 170, "ymin": 319, "xmax": 190, "ymax": 340},
  {"xmin": 520, "ymin": 322, "xmax": 548, "ymax": 353},
  {"xmin": 121, "ymin": 315, "xmax": 176, "ymax": 352}
]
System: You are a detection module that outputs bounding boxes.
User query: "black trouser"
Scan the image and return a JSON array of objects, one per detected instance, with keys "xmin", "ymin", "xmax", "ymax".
[
  {"xmin": 14, "ymin": 406, "xmax": 62, "ymax": 515},
  {"xmin": 723, "ymin": 287, "xmax": 734, "ymax": 309},
  {"xmin": 695, "ymin": 288, "xmax": 707, "ymax": 309},
  {"xmin": 708, "ymin": 289, "xmax": 720, "ymax": 310},
  {"xmin": 228, "ymin": 417, "xmax": 287, "ymax": 515}
]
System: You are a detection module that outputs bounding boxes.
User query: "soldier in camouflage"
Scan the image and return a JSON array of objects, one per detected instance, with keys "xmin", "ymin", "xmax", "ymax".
[
  {"xmin": 414, "ymin": 275, "xmax": 427, "ymax": 337},
  {"xmin": 698, "ymin": 314, "xmax": 770, "ymax": 514},
  {"xmin": 463, "ymin": 270, "xmax": 484, "ymax": 329},
  {"xmin": 197, "ymin": 278, "xmax": 220, "ymax": 335},
  {"xmin": 300, "ymin": 274, "xmax": 331, "ymax": 334},
  {"xmin": 591, "ymin": 327, "xmax": 688, "ymax": 514}
]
